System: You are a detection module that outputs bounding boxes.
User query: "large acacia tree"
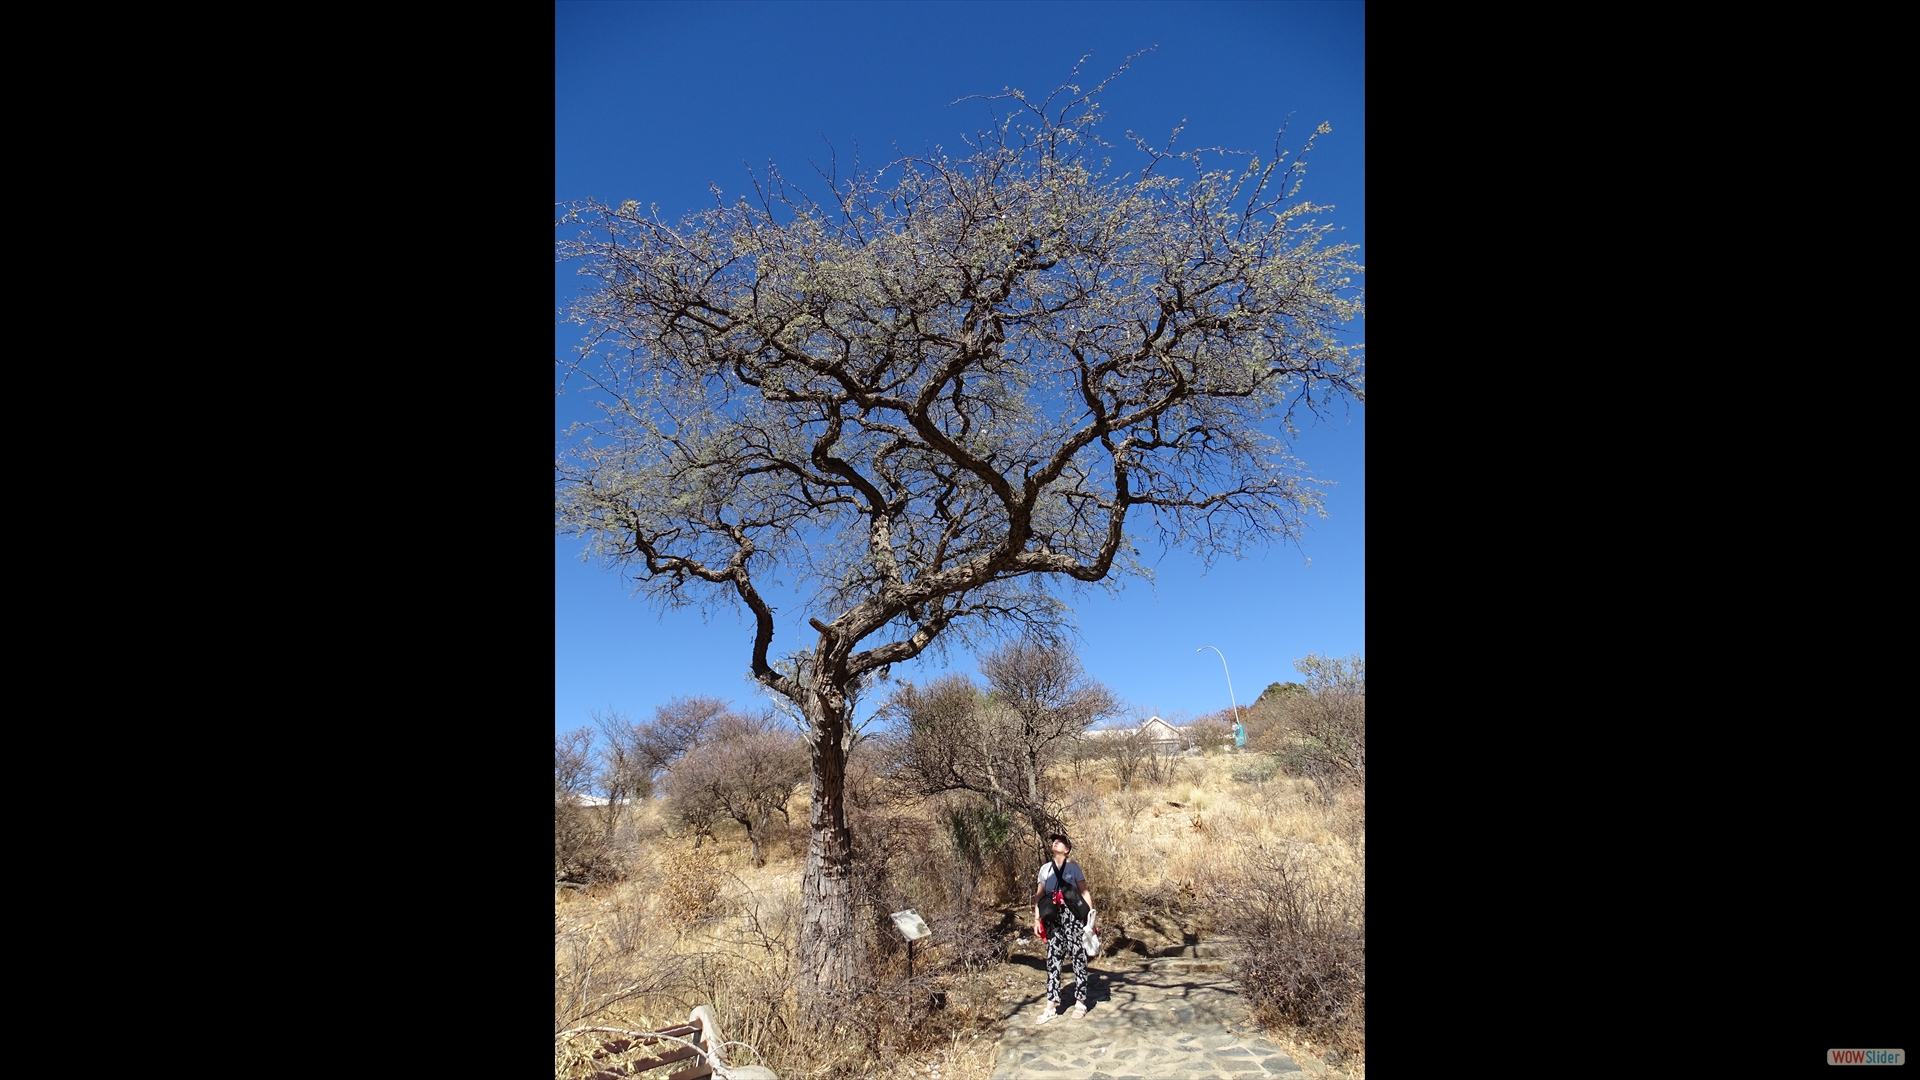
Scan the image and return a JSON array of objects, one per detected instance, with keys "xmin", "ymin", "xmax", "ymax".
[{"xmin": 555, "ymin": 68, "xmax": 1363, "ymax": 1001}]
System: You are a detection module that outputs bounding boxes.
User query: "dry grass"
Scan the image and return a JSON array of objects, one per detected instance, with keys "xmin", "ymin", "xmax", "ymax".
[
  {"xmin": 555, "ymin": 749, "xmax": 1364, "ymax": 1078},
  {"xmin": 1067, "ymin": 756, "xmax": 1354, "ymax": 904}
]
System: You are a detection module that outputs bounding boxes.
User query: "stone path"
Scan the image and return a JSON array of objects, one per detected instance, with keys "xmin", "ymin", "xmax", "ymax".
[{"xmin": 986, "ymin": 952, "xmax": 1306, "ymax": 1079}]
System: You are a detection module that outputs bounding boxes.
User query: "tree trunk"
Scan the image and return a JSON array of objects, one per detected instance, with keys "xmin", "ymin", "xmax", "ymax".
[
  {"xmin": 599, "ymin": 783, "xmax": 622, "ymax": 845},
  {"xmin": 731, "ymin": 809, "xmax": 765, "ymax": 868},
  {"xmin": 797, "ymin": 687, "xmax": 862, "ymax": 1004},
  {"xmin": 750, "ymin": 807, "xmax": 770, "ymax": 868},
  {"xmin": 1022, "ymin": 749, "xmax": 1051, "ymax": 847}
]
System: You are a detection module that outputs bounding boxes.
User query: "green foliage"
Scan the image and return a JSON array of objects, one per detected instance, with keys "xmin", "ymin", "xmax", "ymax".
[
  {"xmin": 940, "ymin": 799, "xmax": 1012, "ymax": 868},
  {"xmin": 1293, "ymin": 653, "xmax": 1363, "ymax": 696},
  {"xmin": 1231, "ymin": 754, "xmax": 1284, "ymax": 785}
]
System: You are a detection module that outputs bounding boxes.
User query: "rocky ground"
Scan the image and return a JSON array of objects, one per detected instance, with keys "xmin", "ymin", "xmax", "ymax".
[{"xmin": 981, "ymin": 936, "xmax": 1350, "ymax": 1080}]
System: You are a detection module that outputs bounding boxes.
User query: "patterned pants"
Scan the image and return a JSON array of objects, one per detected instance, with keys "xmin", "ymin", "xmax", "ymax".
[{"xmin": 1045, "ymin": 909, "xmax": 1088, "ymax": 1006}]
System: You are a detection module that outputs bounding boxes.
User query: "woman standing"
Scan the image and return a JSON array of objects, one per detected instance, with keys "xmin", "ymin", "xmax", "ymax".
[{"xmin": 1032, "ymin": 833, "xmax": 1096, "ymax": 1022}]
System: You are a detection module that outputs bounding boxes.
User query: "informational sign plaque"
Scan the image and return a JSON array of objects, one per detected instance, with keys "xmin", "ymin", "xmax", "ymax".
[{"xmin": 890, "ymin": 909, "xmax": 931, "ymax": 941}]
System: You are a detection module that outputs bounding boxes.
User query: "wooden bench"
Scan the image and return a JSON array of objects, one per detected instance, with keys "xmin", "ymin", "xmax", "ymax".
[{"xmin": 568, "ymin": 1004, "xmax": 776, "ymax": 1080}]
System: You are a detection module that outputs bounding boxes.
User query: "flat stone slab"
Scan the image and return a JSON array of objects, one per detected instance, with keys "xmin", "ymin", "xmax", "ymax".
[{"xmin": 987, "ymin": 963, "xmax": 1304, "ymax": 1080}]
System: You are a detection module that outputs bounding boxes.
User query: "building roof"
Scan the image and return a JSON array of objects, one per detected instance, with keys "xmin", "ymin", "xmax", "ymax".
[
  {"xmin": 559, "ymin": 794, "xmax": 633, "ymax": 807},
  {"xmin": 1087, "ymin": 716, "xmax": 1186, "ymax": 740}
]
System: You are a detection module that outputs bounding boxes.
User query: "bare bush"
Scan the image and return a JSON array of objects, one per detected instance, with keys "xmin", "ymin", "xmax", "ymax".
[
  {"xmin": 884, "ymin": 640, "xmax": 1118, "ymax": 847},
  {"xmin": 653, "ymin": 844, "xmax": 724, "ymax": 930},
  {"xmin": 665, "ymin": 709, "xmax": 808, "ymax": 866},
  {"xmin": 1231, "ymin": 752, "xmax": 1283, "ymax": 786},
  {"xmin": 1246, "ymin": 654, "xmax": 1364, "ymax": 802},
  {"xmin": 1142, "ymin": 738, "xmax": 1184, "ymax": 787},
  {"xmin": 554, "ymin": 889, "xmax": 700, "ymax": 1031},
  {"xmin": 850, "ymin": 802, "xmax": 939, "ymax": 966},
  {"xmin": 1104, "ymin": 725, "xmax": 1153, "ymax": 789},
  {"xmin": 1113, "ymin": 788, "xmax": 1152, "ymax": 823},
  {"xmin": 1185, "ymin": 716, "xmax": 1235, "ymax": 755},
  {"xmin": 557, "ymin": 726, "xmax": 596, "ymax": 798},
  {"xmin": 557, "ymin": 726, "xmax": 616, "ymax": 884},
  {"xmin": 927, "ymin": 903, "xmax": 1010, "ymax": 974},
  {"xmin": 1211, "ymin": 841, "xmax": 1365, "ymax": 1054},
  {"xmin": 663, "ymin": 793, "xmax": 723, "ymax": 851},
  {"xmin": 556, "ymin": 879, "xmax": 1002, "ymax": 1080},
  {"xmin": 1062, "ymin": 728, "xmax": 1102, "ymax": 780}
]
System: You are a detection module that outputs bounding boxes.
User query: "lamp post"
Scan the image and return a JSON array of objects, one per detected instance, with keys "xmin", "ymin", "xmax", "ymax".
[{"xmin": 1197, "ymin": 646, "xmax": 1243, "ymax": 750}]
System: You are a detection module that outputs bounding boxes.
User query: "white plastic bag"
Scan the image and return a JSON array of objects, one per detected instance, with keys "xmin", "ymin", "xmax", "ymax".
[{"xmin": 1082, "ymin": 908, "xmax": 1100, "ymax": 956}]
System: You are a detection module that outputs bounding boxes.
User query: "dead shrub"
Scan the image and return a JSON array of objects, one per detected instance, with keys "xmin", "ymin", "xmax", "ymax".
[
  {"xmin": 1113, "ymin": 787, "xmax": 1152, "ymax": 823},
  {"xmin": 927, "ymin": 900, "xmax": 1011, "ymax": 974},
  {"xmin": 1211, "ymin": 841, "xmax": 1365, "ymax": 1056},
  {"xmin": 1185, "ymin": 716, "xmax": 1235, "ymax": 754},
  {"xmin": 655, "ymin": 845, "xmax": 722, "ymax": 929},
  {"xmin": 555, "ymin": 800, "xmax": 619, "ymax": 886},
  {"xmin": 556, "ymin": 727, "xmax": 614, "ymax": 885}
]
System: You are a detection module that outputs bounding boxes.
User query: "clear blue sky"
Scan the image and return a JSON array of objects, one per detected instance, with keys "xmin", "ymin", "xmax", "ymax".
[{"xmin": 555, "ymin": 0, "xmax": 1364, "ymax": 737}]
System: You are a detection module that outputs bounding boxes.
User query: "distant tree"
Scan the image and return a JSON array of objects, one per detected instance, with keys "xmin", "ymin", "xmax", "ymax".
[
  {"xmin": 578, "ymin": 696, "xmax": 727, "ymax": 851},
  {"xmin": 1250, "ymin": 654, "xmax": 1364, "ymax": 798},
  {"xmin": 556, "ymin": 63, "xmax": 1363, "ymax": 998},
  {"xmin": 555, "ymin": 725, "xmax": 602, "ymax": 882},
  {"xmin": 883, "ymin": 672, "xmax": 1020, "ymax": 815},
  {"xmin": 588, "ymin": 708, "xmax": 652, "ymax": 844},
  {"xmin": 978, "ymin": 639, "xmax": 1121, "ymax": 840},
  {"xmin": 1062, "ymin": 724, "xmax": 1103, "ymax": 780},
  {"xmin": 1259, "ymin": 681, "xmax": 1308, "ymax": 701},
  {"xmin": 1184, "ymin": 715, "xmax": 1235, "ymax": 754},
  {"xmin": 662, "ymin": 771, "xmax": 724, "ymax": 848},
  {"xmin": 591, "ymin": 694, "xmax": 725, "ymax": 797},
  {"xmin": 1103, "ymin": 724, "xmax": 1154, "ymax": 790},
  {"xmin": 639, "ymin": 695, "xmax": 727, "ymax": 773},
  {"xmin": 666, "ymin": 710, "xmax": 810, "ymax": 867},
  {"xmin": 884, "ymin": 640, "xmax": 1117, "ymax": 843},
  {"xmin": 1296, "ymin": 653, "xmax": 1363, "ymax": 698},
  {"xmin": 555, "ymin": 725, "xmax": 596, "ymax": 801}
]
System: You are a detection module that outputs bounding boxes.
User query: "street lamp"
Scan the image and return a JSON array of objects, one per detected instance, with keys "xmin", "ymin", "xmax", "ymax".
[{"xmin": 1197, "ymin": 646, "xmax": 1244, "ymax": 750}]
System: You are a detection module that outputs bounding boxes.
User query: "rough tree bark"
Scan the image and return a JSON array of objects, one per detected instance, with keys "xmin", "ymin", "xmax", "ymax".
[{"xmin": 797, "ymin": 688, "xmax": 860, "ymax": 993}]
